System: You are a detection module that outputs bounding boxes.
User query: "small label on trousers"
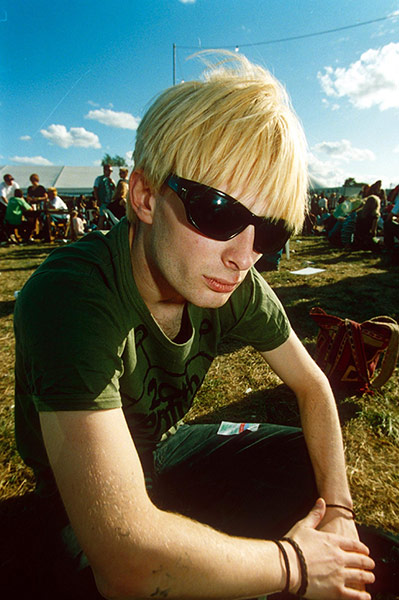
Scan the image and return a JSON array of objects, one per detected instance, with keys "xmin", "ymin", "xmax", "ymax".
[{"xmin": 217, "ymin": 421, "xmax": 260, "ymax": 436}]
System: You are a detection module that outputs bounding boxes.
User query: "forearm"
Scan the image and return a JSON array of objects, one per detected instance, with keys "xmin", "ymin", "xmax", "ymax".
[
  {"xmin": 94, "ymin": 507, "xmax": 288, "ymax": 599},
  {"xmin": 297, "ymin": 374, "xmax": 352, "ymax": 507}
]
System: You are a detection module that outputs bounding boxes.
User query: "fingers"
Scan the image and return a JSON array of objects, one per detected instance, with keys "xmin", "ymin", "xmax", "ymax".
[
  {"xmin": 344, "ymin": 566, "xmax": 376, "ymax": 590},
  {"xmin": 344, "ymin": 552, "xmax": 375, "ymax": 572},
  {"xmin": 339, "ymin": 537, "xmax": 372, "ymax": 557}
]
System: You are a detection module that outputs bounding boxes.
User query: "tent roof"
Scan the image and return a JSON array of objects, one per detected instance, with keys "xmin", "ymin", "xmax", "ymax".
[{"xmin": 0, "ymin": 165, "xmax": 124, "ymax": 195}]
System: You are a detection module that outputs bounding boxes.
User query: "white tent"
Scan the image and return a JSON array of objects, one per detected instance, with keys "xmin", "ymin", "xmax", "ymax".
[{"xmin": 0, "ymin": 165, "xmax": 125, "ymax": 196}]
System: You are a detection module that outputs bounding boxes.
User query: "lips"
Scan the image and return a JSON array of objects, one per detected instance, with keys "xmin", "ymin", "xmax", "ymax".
[{"xmin": 204, "ymin": 276, "xmax": 240, "ymax": 294}]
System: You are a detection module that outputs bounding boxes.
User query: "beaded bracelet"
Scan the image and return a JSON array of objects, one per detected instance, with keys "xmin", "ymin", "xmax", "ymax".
[
  {"xmin": 282, "ymin": 537, "xmax": 308, "ymax": 597},
  {"xmin": 325, "ymin": 503, "xmax": 356, "ymax": 519},
  {"xmin": 272, "ymin": 539, "xmax": 290, "ymax": 593}
]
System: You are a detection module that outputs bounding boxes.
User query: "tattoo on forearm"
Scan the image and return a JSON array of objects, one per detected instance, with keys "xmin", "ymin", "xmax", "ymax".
[{"xmin": 150, "ymin": 587, "xmax": 169, "ymax": 598}]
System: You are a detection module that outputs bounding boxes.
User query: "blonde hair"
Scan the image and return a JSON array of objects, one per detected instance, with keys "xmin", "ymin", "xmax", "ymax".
[
  {"xmin": 47, "ymin": 187, "xmax": 57, "ymax": 195},
  {"xmin": 129, "ymin": 51, "xmax": 308, "ymax": 233},
  {"xmin": 360, "ymin": 195, "xmax": 380, "ymax": 219}
]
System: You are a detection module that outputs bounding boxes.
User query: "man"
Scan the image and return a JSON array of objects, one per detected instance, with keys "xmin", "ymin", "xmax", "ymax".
[
  {"xmin": 14, "ymin": 53, "xmax": 374, "ymax": 599},
  {"xmin": 93, "ymin": 163, "xmax": 116, "ymax": 229},
  {"xmin": 1, "ymin": 173, "xmax": 20, "ymax": 207}
]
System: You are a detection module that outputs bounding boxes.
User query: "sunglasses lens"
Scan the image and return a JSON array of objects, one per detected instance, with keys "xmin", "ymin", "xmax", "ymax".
[
  {"xmin": 187, "ymin": 191, "xmax": 246, "ymax": 241},
  {"xmin": 254, "ymin": 219, "xmax": 291, "ymax": 254}
]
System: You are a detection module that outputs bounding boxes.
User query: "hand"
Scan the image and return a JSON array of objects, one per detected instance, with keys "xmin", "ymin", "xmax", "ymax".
[
  {"xmin": 318, "ymin": 506, "xmax": 364, "ymax": 592},
  {"xmin": 284, "ymin": 498, "xmax": 375, "ymax": 599}
]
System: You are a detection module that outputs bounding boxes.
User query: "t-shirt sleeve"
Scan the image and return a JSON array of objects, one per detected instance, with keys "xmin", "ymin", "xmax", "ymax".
[
  {"xmin": 219, "ymin": 268, "xmax": 291, "ymax": 351},
  {"xmin": 14, "ymin": 266, "xmax": 125, "ymax": 413},
  {"xmin": 21, "ymin": 198, "xmax": 32, "ymax": 211}
]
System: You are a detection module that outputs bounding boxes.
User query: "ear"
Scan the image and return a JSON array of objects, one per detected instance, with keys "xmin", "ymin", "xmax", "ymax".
[{"xmin": 129, "ymin": 170, "xmax": 155, "ymax": 224}]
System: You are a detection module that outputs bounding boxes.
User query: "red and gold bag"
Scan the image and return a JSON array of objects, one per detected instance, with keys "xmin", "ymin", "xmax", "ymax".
[{"xmin": 309, "ymin": 307, "xmax": 399, "ymax": 394}]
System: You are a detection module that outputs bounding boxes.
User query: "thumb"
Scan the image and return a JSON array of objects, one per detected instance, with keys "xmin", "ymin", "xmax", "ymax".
[{"xmin": 302, "ymin": 498, "xmax": 326, "ymax": 530}]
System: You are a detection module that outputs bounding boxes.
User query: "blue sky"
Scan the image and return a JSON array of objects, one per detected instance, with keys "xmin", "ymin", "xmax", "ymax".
[{"xmin": 1, "ymin": 0, "xmax": 399, "ymax": 188}]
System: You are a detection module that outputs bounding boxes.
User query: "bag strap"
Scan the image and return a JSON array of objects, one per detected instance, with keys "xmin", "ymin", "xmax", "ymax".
[
  {"xmin": 344, "ymin": 319, "xmax": 371, "ymax": 387},
  {"xmin": 367, "ymin": 317, "xmax": 399, "ymax": 389}
]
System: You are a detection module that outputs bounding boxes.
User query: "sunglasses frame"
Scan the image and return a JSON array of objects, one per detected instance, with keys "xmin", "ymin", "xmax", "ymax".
[{"xmin": 165, "ymin": 173, "xmax": 292, "ymax": 255}]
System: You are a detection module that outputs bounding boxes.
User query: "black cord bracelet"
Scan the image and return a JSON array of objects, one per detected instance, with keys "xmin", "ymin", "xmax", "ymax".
[
  {"xmin": 325, "ymin": 503, "xmax": 356, "ymax": 519},
  {"xmin": 282, "ymin": 537, "xmax": 308, "ymax": 597},
  {"xmin": 272, "ymin": 540, "xmax": 290, "ymax": 593}
]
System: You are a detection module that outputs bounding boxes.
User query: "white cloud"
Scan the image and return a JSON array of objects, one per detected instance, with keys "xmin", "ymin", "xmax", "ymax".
[
  {"xmin": 394, "ymin": 145, "xmax": 399, "ymax": 154},
  {"xmin": 313, "ymin": 139, "xmax": 375, "ymax": 163},
  {"xmin": 321, "ymin": 98, "xmax": 340, "ymax": 111},
  {"xmin": 85, "ymin": 108, "xmax": 140, "ymax": 130},
  {"xmin": 88, "ymin": 100, "xmax": 100, "ymax": 107},
  {"xmin": 11, "ymin": 155, "xmax": 54, "ymax": 166},
  {"xmin": 318, "ymin": 42, "xmax": 399, "ymax": 110},
  {"xmin": 308, "ymin": 153, "xmax": 344, "ymax": 188},
  {"xmin": 19, "ymin": 135, "xmax": 31, "ymax": 141},
  {"xmin": 179, "ymin": 0, "xmax": 196, "ymax": 3},
  {"xmin": 40, "ymin": 124, "xmax": 101, "ymax": 149}
]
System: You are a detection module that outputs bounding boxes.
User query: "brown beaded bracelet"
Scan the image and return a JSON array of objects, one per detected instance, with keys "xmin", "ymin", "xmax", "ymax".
[
  {"xmin": 325, "ymin": 503, "xmax": 356, "ymax": 519},
  {"xmin": 272, "ymin": 540, "xmax": 290, "ymax": 593}
]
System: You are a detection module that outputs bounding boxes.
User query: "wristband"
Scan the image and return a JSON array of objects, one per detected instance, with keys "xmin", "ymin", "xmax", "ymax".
[
  {"xmin": 272, "ymin": 540, "xmax": 290, "ymax": 593},
  {"xmin": 325, "ymin": 503, "xmax": 356, "ymax": 519},
  {"xmin": 282, "ymin": 537, "xmax": 308, "ymax": 597}
]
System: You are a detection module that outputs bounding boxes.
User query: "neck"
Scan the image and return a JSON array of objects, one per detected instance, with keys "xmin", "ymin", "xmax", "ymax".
[{"xmin": 129, "ymin": 223, "xmax": 187, "ymax": 339}]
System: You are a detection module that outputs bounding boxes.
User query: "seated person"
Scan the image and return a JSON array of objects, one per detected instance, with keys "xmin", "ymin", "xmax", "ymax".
[
  {"xmin": 4, "ymin": 189, "xmax": 34, "ymax": 242},
  {"xmin": 47, "ymin": 187, "xmax": 70, "ymax": 225},
  {"xmin": 383, "ymin": 188, "xmax": 399, "ymax": 264},
  {"xmin": 353, "ymin": 195, "xmax": 381, "ymax": 251},
  {"xmin": 27, "ymin": 173, "xmax": 47, "ymax": 208},
  {"xmin": 70, "ymin": 209, "xmax": 86, "ymax": 241},
  {"xmin": 14, "ymin": 52, "xmax": 375, "ymax": 599}
]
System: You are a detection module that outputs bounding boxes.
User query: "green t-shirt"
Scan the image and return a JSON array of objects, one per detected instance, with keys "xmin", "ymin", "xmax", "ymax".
[
  {"xmin": 14, "ymin": 218, "xmax": 290, "ymax": 496},
  {"xmin": 5, "ymin": 196, "xmax": 32, "ymax": 225}
]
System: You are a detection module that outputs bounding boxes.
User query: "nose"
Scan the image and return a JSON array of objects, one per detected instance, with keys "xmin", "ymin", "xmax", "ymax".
[{"xmin": 221, "ymin": 225, "xmax": 260, "ymax": 271}]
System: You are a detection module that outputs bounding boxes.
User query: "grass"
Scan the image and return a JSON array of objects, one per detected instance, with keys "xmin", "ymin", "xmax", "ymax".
[{"xmin": 1, "ymin": 234, "xmax": 398, "ymax": 597}]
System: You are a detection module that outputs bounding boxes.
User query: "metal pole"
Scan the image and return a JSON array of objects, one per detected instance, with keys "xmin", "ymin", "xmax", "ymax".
[{"xmin": 173, "ymin": 43, "xmax": 176, "ymax": 86}]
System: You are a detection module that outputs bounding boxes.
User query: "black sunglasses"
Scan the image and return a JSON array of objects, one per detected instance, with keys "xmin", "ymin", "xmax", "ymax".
[{"xmin": 165, "ymin": 174, "xmax": 292, "ymax": 255}]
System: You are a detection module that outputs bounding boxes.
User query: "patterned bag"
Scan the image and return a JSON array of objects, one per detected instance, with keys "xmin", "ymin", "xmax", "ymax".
[{"xmin": 309, "ymin": 307, "xmax": 399, "ymax": 394}]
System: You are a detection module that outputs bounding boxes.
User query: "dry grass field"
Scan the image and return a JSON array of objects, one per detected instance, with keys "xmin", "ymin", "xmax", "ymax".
[{"xmin": 0, "ymin": 234, "xmax": 398, "ymax": 598}]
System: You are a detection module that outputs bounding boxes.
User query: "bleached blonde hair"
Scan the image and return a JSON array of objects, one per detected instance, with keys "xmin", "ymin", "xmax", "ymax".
[{"xmin": 129, "ymin": 51, "xmax": 308, "ymax": 233}]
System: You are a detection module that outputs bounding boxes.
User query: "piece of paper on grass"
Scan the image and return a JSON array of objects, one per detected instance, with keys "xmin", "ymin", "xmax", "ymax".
[{"xmin": 289, "ymin": 267, "xmax": 325, "ymax": 275}]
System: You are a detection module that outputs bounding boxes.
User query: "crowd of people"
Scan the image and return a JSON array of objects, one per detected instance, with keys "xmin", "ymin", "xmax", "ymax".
[
  {"xmin": 0, "ymin": 166, "xmax": 129, "ymax": 245},
  {"xmin": 305, "ymin": 180, "xmax": 399, "ymax": 266},
  {"xmin": 1, "ymin": 168, "xmax": 398, "ymax": 267}
]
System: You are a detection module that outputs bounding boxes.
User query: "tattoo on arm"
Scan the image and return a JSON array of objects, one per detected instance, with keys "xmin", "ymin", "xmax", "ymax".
[{"xmin": 150, "ymin": 587, "xmax": 170, "ymax": 598}]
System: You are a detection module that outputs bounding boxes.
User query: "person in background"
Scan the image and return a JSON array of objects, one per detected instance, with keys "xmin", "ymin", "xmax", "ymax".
[
  {"xmin": 353, "ymin": 195, "xmax": 381, "ymax": 251},
  {"xmin": 14, "ymin": 52, "xmax": 375, "ymax": 599},
  {"xmin": 93, "ymin": 164, "xmax": 115, "ymax": 229},
  {"xmin": 4, "ymin": 189, "xmax": 34, "ymax": 243},
  {"xmin": 108, "ymin": 167, "xmax": 129, "ymax": 220},
  {"xmin": 383, "ymin": 186, "xmax": 399, "ymax": 265},
  {"xmin": 47, "ymin": 187, "xmax": 69, "ymax": 223},
  {"xmin": 27, "ymin": 174, "xmax": 47, "ymax": 208},
  {"xmin": 1, "ymin": 173, "xmax": 20, "ymax": 207},
  {"xmin": 70, "ymin": 209, "xmax": 86, "ymax": 241}
]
